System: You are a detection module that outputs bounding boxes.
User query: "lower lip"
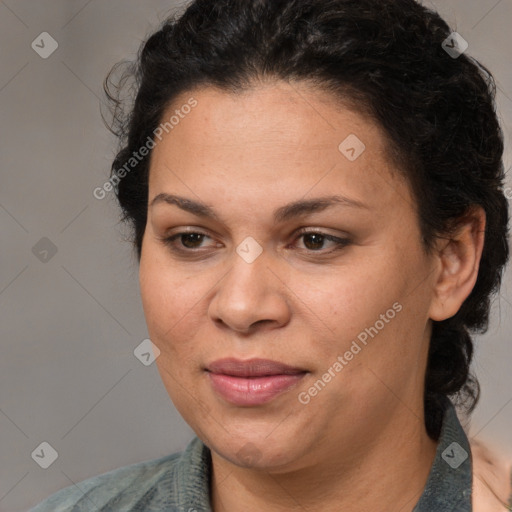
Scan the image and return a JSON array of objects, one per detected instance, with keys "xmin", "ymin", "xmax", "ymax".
[{"xmin": 207, "ymin": 372, "xmax": 306, "ymax": 406}]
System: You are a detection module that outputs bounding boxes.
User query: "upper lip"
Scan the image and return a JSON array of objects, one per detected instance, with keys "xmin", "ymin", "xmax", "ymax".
[{"xmin": 206, "ymin": 358, "xmax": 307, "ymax": 377}]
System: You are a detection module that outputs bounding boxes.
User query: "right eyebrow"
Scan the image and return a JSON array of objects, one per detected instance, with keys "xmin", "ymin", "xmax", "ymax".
[{"xmin": 150, "ymin": 193, "xmax": 220, "ymax": 221}]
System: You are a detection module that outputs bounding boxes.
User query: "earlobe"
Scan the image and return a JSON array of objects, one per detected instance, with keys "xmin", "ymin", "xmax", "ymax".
[{"xmin": 428, "ymin": 207, "xmax": 486, "ymax": 322}]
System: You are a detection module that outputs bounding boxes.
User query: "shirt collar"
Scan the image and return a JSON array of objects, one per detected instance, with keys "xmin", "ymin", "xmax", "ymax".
[{"xmin": 413, "ymin": 398, "xmax": 473, "ymax": 511}]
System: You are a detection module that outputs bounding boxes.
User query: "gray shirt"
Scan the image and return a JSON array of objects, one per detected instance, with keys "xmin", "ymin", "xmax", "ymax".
[{"xmin": 29, "ymin": 399, "xmax": 473, "ymax": 511}]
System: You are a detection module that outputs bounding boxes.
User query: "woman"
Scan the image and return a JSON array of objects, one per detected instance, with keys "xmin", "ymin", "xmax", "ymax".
[{"xmin": 30, "ymin": 0, "xmax": 511, "ymax": 510}]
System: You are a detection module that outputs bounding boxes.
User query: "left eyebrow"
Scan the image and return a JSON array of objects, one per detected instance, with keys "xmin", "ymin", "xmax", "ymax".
[
  {"xmin": 149, "ymin": 193, "xmax": 369, "ymax": 223},
  {"xmin": 273, "ymin": 195, "xmax": 369, "ymax": 223}
]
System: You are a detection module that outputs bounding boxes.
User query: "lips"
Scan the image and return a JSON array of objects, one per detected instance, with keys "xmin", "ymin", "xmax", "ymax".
[
  {"xmin": 206, "ymin": 358, "xmax": 307, "ymax": 377},
  {"xmin": 205, "ymin": 358, "xmax": 308, "ymax": 406}
]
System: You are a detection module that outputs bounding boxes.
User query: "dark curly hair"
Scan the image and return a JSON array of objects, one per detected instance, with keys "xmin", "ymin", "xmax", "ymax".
[{"xmin": 103, "ymin": 0, "xmax": 509, "ymax": 441}]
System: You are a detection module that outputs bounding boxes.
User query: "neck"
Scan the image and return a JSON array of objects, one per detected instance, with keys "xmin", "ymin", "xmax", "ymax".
[{"xmin": 210, "ymin": 408, "xmax": 438, "ymax": 512}]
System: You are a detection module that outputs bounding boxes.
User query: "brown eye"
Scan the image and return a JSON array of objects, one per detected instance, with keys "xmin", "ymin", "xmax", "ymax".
[
  {"xmin": 177, "ymin": 233, "xmax": 207, "ymax": 249},
  {"xmin": 301, "ymin": 233, "xmax": 327, "ymax": 250},
  {"xmin": 294, "ymin": 230, "xmax": 351, "ymax": 253},
  {"xmin": 160, "ymin": 231, "xmax": 213, "ymax": 253}
]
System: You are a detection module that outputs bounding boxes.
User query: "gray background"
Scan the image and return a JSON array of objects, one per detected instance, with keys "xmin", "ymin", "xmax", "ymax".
[{"xmin": 1, "ymin": 1, "xmax": 511, "ymax": 510}]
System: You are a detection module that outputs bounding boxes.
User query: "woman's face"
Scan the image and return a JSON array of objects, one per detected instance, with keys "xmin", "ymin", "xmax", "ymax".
[{"xmin": 139, "ymin": 81, "xmax": 438, "ymax": 470}]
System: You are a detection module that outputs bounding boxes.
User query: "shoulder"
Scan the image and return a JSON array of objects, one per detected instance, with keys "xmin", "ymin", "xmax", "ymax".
[
  {"xmin": 471, "ymin": 438, "xmax": 512, "ymax": 512},
  {"xmin": 27, "ymin": 450, "xmax": 184, "ymax": 512}
]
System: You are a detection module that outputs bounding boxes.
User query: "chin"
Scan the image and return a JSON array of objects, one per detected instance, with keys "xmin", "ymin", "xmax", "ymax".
[{"xmin": 208, "ymin": 430, "xmax": 305, "ymax": 470}]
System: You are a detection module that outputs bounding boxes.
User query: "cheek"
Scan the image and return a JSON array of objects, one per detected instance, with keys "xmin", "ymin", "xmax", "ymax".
[
  {"xmin": 139, "ymin": 248, "xmax": 197, "ymax": 334},
  {"xmin": 138, "ymin": 243, "xmax": 218, "ymax": 385},
  {"xmin": 139, "ymin": 254, "xmax": 206, "ymax": 404},
  {"xmin": 308, "ymin": 249, "xmax": 424, "ymax": 365},
  {"xmin": 302, "ymin": 261, "xmax": 401, "ymax": 336}
]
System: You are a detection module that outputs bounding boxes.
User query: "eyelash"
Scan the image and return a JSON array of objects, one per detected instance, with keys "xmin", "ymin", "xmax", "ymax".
[{"xmin": 159, "ymin": 228, "xmax": 351, "ymax": 256}]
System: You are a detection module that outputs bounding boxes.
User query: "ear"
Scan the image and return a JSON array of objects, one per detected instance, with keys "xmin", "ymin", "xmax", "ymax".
[{"xmin": 428, "ymin": 206, "xmax": 486, "ymax": 322}]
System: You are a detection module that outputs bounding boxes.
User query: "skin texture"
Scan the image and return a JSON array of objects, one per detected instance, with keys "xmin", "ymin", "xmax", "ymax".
[{"xmin": 139, "ymin": 80, "xmax": 486, "ymax": 511}]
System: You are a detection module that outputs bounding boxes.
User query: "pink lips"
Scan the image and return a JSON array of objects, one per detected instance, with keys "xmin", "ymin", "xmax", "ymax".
[{"xmin": 206, "ymin": 358, "xmax": 307, "ymax": 406}]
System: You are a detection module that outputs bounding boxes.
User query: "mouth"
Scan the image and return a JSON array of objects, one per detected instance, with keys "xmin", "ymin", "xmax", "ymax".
[{"xmin": 205, "ymin": 358, "xmax": 308, "ymax": 406}]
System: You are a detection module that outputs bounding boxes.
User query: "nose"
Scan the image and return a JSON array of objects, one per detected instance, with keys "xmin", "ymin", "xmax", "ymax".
[{"xmin": 208, "ymin": 247, "xmax": 291, "ymax": 335}]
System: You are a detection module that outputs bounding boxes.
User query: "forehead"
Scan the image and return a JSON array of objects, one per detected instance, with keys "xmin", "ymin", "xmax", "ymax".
[
  {"xmin": 148, "ymin": 82, "xmax": 414, "ymax": 218},
  {"xmin": 158, "ymin": 81, "xmax": 380, "ymax": 153}
]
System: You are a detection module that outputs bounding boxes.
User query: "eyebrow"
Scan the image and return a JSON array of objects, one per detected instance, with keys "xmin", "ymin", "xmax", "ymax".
[{"xmin": 149, "ymin": 193, "xmax": 369, "ymax": 223}]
